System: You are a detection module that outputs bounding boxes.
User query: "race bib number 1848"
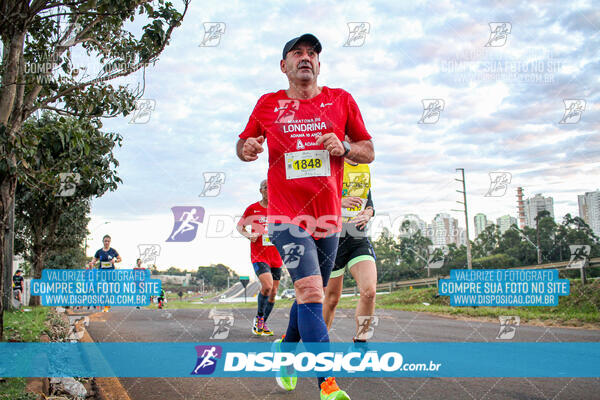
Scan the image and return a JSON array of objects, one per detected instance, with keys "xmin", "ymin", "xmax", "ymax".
[{"xmin": 285, "ymin": 150, "xmax": 331, "ymax": 180}]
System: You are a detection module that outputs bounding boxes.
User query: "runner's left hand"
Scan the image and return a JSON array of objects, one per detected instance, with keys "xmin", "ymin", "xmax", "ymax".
[
  {"xmin": 316, "ymin": 133, "xmax": 344, "ymax": 156},
  {"xmin": 352, "ymin": 208, "xmax": 374, "ymax": 229}
]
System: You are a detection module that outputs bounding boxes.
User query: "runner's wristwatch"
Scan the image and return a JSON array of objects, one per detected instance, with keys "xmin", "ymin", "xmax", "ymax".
[{"xmin": 342, "ymin": 141, "xmax": 351, "ymax": 156}]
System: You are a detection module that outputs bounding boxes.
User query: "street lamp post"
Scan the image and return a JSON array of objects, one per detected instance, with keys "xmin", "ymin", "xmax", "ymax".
[{"xmin": 510, "ymin": 225, "xmax": 541, "ymax": 263}]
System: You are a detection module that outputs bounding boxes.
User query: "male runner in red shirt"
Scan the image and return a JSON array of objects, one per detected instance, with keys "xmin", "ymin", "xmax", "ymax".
[
  {"xmin": 236, "ymin": 33, "xmax": 374, "ymax": 400},
  {"xmin": 237, "ymin": 179, "xmax": 282, "ymax": 336}
]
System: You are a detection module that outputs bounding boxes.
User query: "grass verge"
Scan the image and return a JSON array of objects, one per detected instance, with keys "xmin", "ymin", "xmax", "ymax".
[
  {"xmin": 1, "ymin": 307, "xmax": 66, "ymax": 399},
  {"xmin": 158, "ymin": 280, "xmax": 599, "ymax": 327}
]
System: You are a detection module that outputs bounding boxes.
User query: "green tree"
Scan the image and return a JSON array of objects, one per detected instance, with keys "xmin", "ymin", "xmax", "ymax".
[
  {"xmin": 552, "ymin": 214, "xmax": 600, "ymax": 261},
  {"xmin": 445, "ymin": 243, "xmax": 467, "ymax": 270},
  {"xmin": 371, "ymin": 228, "xmax": 400, "ymax": 282},
  {"xmin": 16, "ymin": 196, "xmax": 90, "ymax": 272},
  {"xmin": 165, "ymin": 266, "xmax": 186, "ymax": 276},
  {"xmin": 196, "ymin": 264, "xmax": 239, "ymax": 290},
  {"xmin": 472, "ymin": 224, "xmax": 500, "ymax": 258},
  {"xmin": 472, "ymin": 253, "xmax": 518, "ymax": 269},
  {"xmin": 0, "ymin": 0, "xmax": 189, "ymax": 339},
  {"xmin": 13, "ymin": 114, "xmax": 121, "ymax": 305},
  {"xmin": 397, "ymin": 220, "xmax": 433, "ymax": 279}
]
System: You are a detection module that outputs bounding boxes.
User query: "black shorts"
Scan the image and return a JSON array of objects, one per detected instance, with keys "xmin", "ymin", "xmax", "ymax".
[
  {"xmin": 253, "ymin": 262, "xmax": 282, "ymax": 281},
  {"xmin": 269, "ymin": 223, "xmax": 339, "ymax": 287},
  {"xmin": 331, "ymin": 236, "xmax": 375, "ymax": 278}
]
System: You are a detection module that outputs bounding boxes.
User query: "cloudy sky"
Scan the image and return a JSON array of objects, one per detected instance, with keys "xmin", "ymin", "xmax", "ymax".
[{"xmin": 84, "ymin": 0, "xmax": 599, "ymax": 276}]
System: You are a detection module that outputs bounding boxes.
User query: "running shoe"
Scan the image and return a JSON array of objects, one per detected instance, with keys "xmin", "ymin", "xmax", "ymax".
[
  {"xmin": 273, "ymin": 336, "xmax": 297, "ymax": 391},
  {"xmin": 252, "ymin": 316, "xmax": 263, "ymax": 336},
  {"xmin": 257, "ymin": 316, "xmax": 265, "ymax": 333},
  {"xmin": 262, "ymin": 322, "xmax": 274, "ymax": 336},
  {"xmin": 320, "ymin": 377, "xmax": 350, "ymax": 400}
]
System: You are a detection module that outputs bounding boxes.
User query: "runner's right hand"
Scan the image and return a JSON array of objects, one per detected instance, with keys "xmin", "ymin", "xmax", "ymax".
[
  {"xmin": 242, "ymin": 137, "xmax": 265, "ymax": 161},
  {"xmin": 249, "ymin": 233, "xmax": 260, "ymax": 243},
  {"xmin": 342, "ymin": 196, "xmax": 362, "ymax": 209}
]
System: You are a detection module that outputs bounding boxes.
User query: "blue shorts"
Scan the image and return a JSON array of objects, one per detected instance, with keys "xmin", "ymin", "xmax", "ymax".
[{"xmin": 269, "ymin": 223, "xmax": 339, "ymax": 287}]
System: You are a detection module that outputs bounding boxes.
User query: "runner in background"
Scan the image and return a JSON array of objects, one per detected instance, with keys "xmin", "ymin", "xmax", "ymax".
[
  {"xmin": 237, "ymin": 179, "xmax": 283, "ymax": 336},
  {"xmin": 323, "ymin": 158, "xmax": 377, "ymax": 344},
  {"xmin": 133, "ymin": 258, "xmax": 145, "ymax": 309},
  {"xmin": 157, "ymin": 288, "xmax": 166, "ymax": 309},
  {"xmin": 12, "ymin": 269, "xmax": 24, "ymax": 307},
  {"xmin": 89, "ymin": 234, "xmax": 121, "ymax": 312}
]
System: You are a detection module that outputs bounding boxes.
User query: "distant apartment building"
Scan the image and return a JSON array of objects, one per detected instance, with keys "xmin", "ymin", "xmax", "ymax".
[
  {"xmin": 578, "ymin": 190, "xmax": 600, "ymax": 237},
  {"xmin": 428, "ymin": 213, "xmax": 460, "ymax": 245},
  {"xmin": 524, "ymin": 193, "xmax": 554, "ymax": 227},
  {"xmin": 496, "ymin": 215, "xmax": 518, "ymax": 235},
  {"xmin": 474, "ymin": 213, "xmax": 488, "ymax": 237}
]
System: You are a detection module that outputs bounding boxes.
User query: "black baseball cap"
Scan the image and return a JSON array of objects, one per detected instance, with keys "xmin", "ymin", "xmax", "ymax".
[{"xmin": 282, "ymin": 33, "xmax": 322, "ymax": 60}]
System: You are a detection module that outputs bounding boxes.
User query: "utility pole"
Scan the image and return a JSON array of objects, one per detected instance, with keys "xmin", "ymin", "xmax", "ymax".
[
  {"xmin": 453, "ymin": 168, "xmax": 472, "ymax": 269},
  {"xmin": 535, "ymin": 214, "xmax": 542, "ymax": 265}
]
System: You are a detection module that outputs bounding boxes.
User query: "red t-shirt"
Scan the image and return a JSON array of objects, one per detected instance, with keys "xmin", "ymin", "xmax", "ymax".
[
  {"xmin": 238, "ymin": 201, "xmax": 283, "ymax": 267},
  {"xmin": 239, "ymin": 87, "xmax": 372, "ymax": 237}
]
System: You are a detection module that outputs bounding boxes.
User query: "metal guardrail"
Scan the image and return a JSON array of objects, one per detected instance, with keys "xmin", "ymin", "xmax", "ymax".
[
  {"xmin": 341, "ymin": 257, "xmax": 600, "ymax": 296},
  {"xmin": 506, "ymin": 257, "xmax": 600, "ymax": 271},
  {"xmin": 342, "ymin": 277, "xmax": 438, "ymax": 295}
]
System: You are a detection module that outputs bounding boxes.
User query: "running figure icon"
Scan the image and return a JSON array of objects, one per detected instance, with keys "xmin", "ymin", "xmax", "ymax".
[
  {"xmin": 191, "ymin": 345, "xmax": 222, "ymax": 375},
  {"xmin": 166, "ymin": 206, "xmax": 206, "ymax": 242}
]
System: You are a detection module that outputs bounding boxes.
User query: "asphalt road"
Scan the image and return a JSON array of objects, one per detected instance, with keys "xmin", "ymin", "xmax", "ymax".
[
  {"xmin": 85, "ymin": 306, "xmax": 600, "ymax": 400},
  {"xmin": 206, "ymin": 281, "xmax": 261, "ymax": 303}
]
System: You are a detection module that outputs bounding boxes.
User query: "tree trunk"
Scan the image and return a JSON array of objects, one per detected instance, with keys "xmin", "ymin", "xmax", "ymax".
[
  {"xmin": 2, "ymin": 198, "xmax": 15, "ymax": 312},
  {"xmin": 0, "ymin": 21, "xmax": 27, "ymax": 341},
  {"xmin": 0, "ymin": 174, "xmax": 17, "ymax": 340},
  {"xmin": 28, "ymin": 242, "xmax": 45, "ymax": 307}
]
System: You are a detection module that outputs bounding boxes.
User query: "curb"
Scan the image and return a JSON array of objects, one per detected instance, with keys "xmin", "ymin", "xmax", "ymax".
[{"xmin": 67, "ymin": 309, "xmax": 133, "ymax": 400}]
